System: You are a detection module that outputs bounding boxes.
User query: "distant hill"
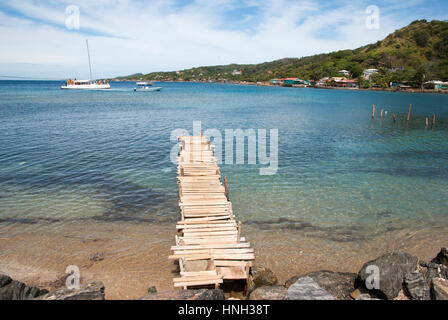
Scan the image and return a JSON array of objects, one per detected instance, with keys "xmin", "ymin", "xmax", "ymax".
[
  {"xmin": 116, "ymin": 73, "xmax": 143, "ymax": 79},
  {"xmin": 117, "ymin": 20, "xmax": 448, "ymax": 87}
]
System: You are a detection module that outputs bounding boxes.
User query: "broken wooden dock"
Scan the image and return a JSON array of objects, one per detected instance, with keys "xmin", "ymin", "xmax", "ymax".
[{"xmin": 169, "ymin": 134, "xmax": 254, "ymax": 289}]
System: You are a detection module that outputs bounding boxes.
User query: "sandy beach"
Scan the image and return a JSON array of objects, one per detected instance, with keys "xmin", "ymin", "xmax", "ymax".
[{"xmin": 0, "ymin": 219, "xmax": 445, "ymax": 299}]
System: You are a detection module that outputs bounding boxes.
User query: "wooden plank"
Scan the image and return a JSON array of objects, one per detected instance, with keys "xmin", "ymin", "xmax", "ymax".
[
  {"xmin": 214, "ymin": 260, "xmax": 253, "ymax": 267},
  {"xmin": 180, "ymin": 237, "xmax": 246, "ymax": 245},
  {"xmin": 181, "ymin": 227, "xmax": 237, "ymax": 232},
  {"xmin": 182, "ymin": 231, "xmax": 238, "ymax": 237},
  {"xmin": 173, "ymin": 279, "xmax": 223, "ymax": 287},
  {"xmin": 178, "ymin": 216, "xmax": 233, "ymax": 223},
  {"xmin": 173, "ymin": 275, "xmax": 222, "ymax": 282},
  {"xmin": 172, "ymin": 253, "xmax": 255, "ymax": 260},
  {"xmin": 173, "ymin": 249, "xmax": 254, "ymax": 255},
  {"xmin": 216, "ymin": 266, "xmax": 247, "ymax": 279},
  {"xmin": 176, "ymin": 223, "xmax": 237, "ymax": 229},
  {"xmin": 180, "ymin": 271, "xmax": 217, "ymax": 276},
  {"xmin": 171, "ymin": 243, "xmax": 251, "ymax": 250}
]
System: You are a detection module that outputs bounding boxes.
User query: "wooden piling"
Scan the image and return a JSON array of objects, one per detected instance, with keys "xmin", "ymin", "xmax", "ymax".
[
  {"xmin": 407, "ymin": 104, "xmax": 412, "ymax": 121},
  {"xmin": 432, "ymin": 114, "xmax": 436, "ymax": 126},
  {"xmin": 380, "ymin": 109, "xmax": 384, "ymax": 119},
  {"xmin": 372, "ymin": 104, "xmax": 376, "ymax": 119},
  {"xmin": 426, "ymin": 117, "xmax": 429, "ymax": 127},
  {"xmin": 224, "ymin": 176, "xmax": 229, "ymax": 201},
  {"xmin": 392, "ymin": 114, "xmax": 397, "ymax": 123}
]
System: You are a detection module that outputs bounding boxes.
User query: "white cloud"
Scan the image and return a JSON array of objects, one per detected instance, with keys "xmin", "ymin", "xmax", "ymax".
[{"xmin": 0, "ymin": 0, "xmax": 440, "ymax": 78}]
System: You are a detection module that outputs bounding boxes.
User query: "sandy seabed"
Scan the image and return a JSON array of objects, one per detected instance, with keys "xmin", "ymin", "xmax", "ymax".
[{"xmin": 0, "ymin": 220, "xmax": 446, "ymax": 299}]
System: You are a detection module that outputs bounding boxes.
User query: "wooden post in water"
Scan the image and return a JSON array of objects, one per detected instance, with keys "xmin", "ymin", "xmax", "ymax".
[
  {"xmin": 371, "ymin": 104, "xmax": 376, "ymax": 119},
  {"xmin": 426, "ymin": 117, "xmax": 429, "ymax": 127},
  {"xmin": 407, "ymin": 104, "xmax": 412, "ymax": 121},
  {"xmin": 380, "ymin": 109, "xmax": 384, "ymax": 119},
  {"xmin": 432, "ymin": 114, "xmax": 436, "ymax": 126},
  {"xmin": 224, "ymin": 176, "xmax": 229, "ymax": 201},
  {"xmin": 392, "ymin": 113, "xmax": 397, "ymax": 123}
]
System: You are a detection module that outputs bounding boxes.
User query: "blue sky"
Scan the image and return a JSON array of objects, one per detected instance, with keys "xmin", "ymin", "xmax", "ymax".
[{"xmin": 0, "ymin": 0, "xmax": 447, "ymax": 79}]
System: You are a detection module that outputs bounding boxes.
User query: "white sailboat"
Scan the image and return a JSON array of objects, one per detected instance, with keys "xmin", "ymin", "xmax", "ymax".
[{"xmin": 61, "ymin": 39, "xmax": 110, "ymax": 90}]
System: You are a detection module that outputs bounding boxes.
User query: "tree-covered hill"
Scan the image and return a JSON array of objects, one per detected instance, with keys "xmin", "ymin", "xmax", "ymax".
[{"xmin": 116, "ymin": 20, "xmax": 448, "ymax": 87}]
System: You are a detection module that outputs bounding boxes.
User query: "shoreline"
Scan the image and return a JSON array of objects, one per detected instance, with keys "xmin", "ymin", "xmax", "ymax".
[
  {"xmin": 111, "ymin": 79, "xmax": 448, "ymax": 95},
  {"xmin": 1, "ymin": 219, "xmax": 446, "ymax": 299}
]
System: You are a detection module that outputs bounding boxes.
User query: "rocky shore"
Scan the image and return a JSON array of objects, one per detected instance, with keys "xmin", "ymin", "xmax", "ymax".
[{"xmin": 1, "ymin": 248, "xmax": 447, "ymax": 300}]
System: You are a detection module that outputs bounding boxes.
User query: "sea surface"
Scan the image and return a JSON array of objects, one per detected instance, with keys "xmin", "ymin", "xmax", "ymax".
[{"xmin": 0, "ymin": 80, "xmax": 447, "ymax": 297}]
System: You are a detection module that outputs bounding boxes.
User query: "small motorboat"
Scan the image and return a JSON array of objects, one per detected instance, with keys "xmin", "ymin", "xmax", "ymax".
[{"xmin": 133, "ymin": 82, "xmax": 162, "ymax": 92}]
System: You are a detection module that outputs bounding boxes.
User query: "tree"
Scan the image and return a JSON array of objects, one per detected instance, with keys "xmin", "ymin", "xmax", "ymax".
[
  {"xmin": 413, "ymin": 31, "xmax": 430, "ymax": 47},
  {"xmin": 346, "ymin": 62, "xmax": 363, "ymax": 79},
  {"xmin": 412, "ymin": 67, "xmax": 426, "ymax": 88}
]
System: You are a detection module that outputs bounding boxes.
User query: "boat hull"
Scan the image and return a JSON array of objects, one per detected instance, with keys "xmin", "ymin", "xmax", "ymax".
[
  {"xmin": 133, "ymin": 87, "xmax": 162, "ymax": 92},
  {"xmin": 61, "ymin": 84, "xmax": 111, "ymax": 90}
]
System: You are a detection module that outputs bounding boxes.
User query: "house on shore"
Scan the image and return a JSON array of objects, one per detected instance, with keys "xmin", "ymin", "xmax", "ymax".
[
  {"xmin": 270, "ymin": 79, "xmax": 284, "ymax": 85},
  {"xmin": 362, "ymin": 69, "xmax": 379, "ymax": 80},
  {"xmin": 284, "ymin": 78, "xmax": 305, "ymax": 85},
  {"xmin": 315, "ymin": 77, "xmax": 330, "ymax": 87},
  {"xmin": 232, "ymin": 70, "xmax": 242, "ymax": 76},
  {"xmin": 269, "ymin": 78, "xmax": 305, "ymax": 86},
  {"xmin": 339, "ymin": 70, "xmax": 350, "ymax": 77},
  {"xmin": 425, "ymin": 80, "xmax": 448, "ymax": 90},
  {"xmin": 331, "ymin": 77, "xmax": 358, "ymax": 88}
]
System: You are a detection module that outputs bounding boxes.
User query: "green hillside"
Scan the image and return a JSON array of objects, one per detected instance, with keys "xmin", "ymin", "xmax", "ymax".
[{"xmin": 117, "ymin": 20, "xmax": 448, "ymax": 87}]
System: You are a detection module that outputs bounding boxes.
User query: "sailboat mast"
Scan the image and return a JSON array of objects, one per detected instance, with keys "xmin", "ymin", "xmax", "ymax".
[{"xmin": 86, "ymin": 39, "xmax": 93, "ymax": 81}]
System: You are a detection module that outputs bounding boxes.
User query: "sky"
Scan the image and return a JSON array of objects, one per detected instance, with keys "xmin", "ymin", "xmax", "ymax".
[{"xmin": 0, "ymin": 0, "xmax": 447, "ymax": 79}]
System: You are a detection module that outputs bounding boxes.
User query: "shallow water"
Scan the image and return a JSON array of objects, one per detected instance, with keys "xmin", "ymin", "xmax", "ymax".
[{"xmin": 0, "ymin": 80, "xmax": 447, "ymax": 297}]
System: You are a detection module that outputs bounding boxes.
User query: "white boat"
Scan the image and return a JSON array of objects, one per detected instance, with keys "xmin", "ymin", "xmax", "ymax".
[
  {"xmin": 133, "ymin": 81, "xmax": 162, "ymax": 92},
  {"xmin": 61, "ymin": 39, "xmax": 110, "ymax": 90},
  {"xmin": 61, "ymin": 79, "xmax": 110, "ymax": 90}
]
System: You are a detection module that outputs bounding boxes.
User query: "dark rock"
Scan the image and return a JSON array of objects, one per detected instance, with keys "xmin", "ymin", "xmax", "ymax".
[
  {"xmin": 89, "ymin": 252, "xmax": 105, "ymax": 262},
  {"xmin": 147, "ymin": 286, "xmax": 157, "ymax": 294},
  {"xmin": 0, "ymin": 276, "xmax": 47, "ymax": 300},
  {"xmin": 305, "ymin": 271, "xmax": 357, "ymax": 300},
  {"xmin": 355, "ymin": 251, "xmax": 418, "ymax": 300},
  {"xmin": 36, "ymin": 281, "xmax": 105, "ymax": 300},
  {"xmin": 220, "ymin": 279, "xmax": 246, "ymax": 293},
  {"xmin": 285, "ymin": 276, "xmax": 335, "ymax": 300},
  {"xmin": 430, "ymin": 277, "xmax": 448, "ymax": 300},
  {"xmin": 404, "ymin": 271, "xmax": 430, "ymax": 300},
  {"xmin": 420, "ymin": 261, "xmax": 448, "ymax": 282},
  {"xmin": 0, "ymin": 274, "xmax": 12, "ymax": 287},
  {"xmin": 247, "ymin": 266, "xmax": 277, "ymax": 292},
  {"xmin": 248, "ymin": 286, "xmax": 286, "ymax": 300},
  {"xmin": 140, "ymin": 289, "xmax": 225, "ymax": 300},
  {"xmin": 195, "ymin": 289, "xmax": 225, "ymax": 300},
  {"xmin": 431, "ymin": 248, "xmax": 448, "ymax": 267}
]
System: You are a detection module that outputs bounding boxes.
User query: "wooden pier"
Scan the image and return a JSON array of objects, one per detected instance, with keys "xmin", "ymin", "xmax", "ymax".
[{"xmin": 169, "ymin": 134, "xmax": 254, "ymax": 289}]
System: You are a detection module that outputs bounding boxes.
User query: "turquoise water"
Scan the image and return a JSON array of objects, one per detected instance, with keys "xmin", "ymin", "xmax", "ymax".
[{"xmin": 1, "ymin": 80, "xmax": 447, "ymax": 240}]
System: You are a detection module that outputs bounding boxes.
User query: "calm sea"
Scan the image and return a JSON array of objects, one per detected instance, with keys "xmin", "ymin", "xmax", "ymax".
[{"xmin": 1, "ymin": 80, "xmax": 448, "ymax": 238}]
